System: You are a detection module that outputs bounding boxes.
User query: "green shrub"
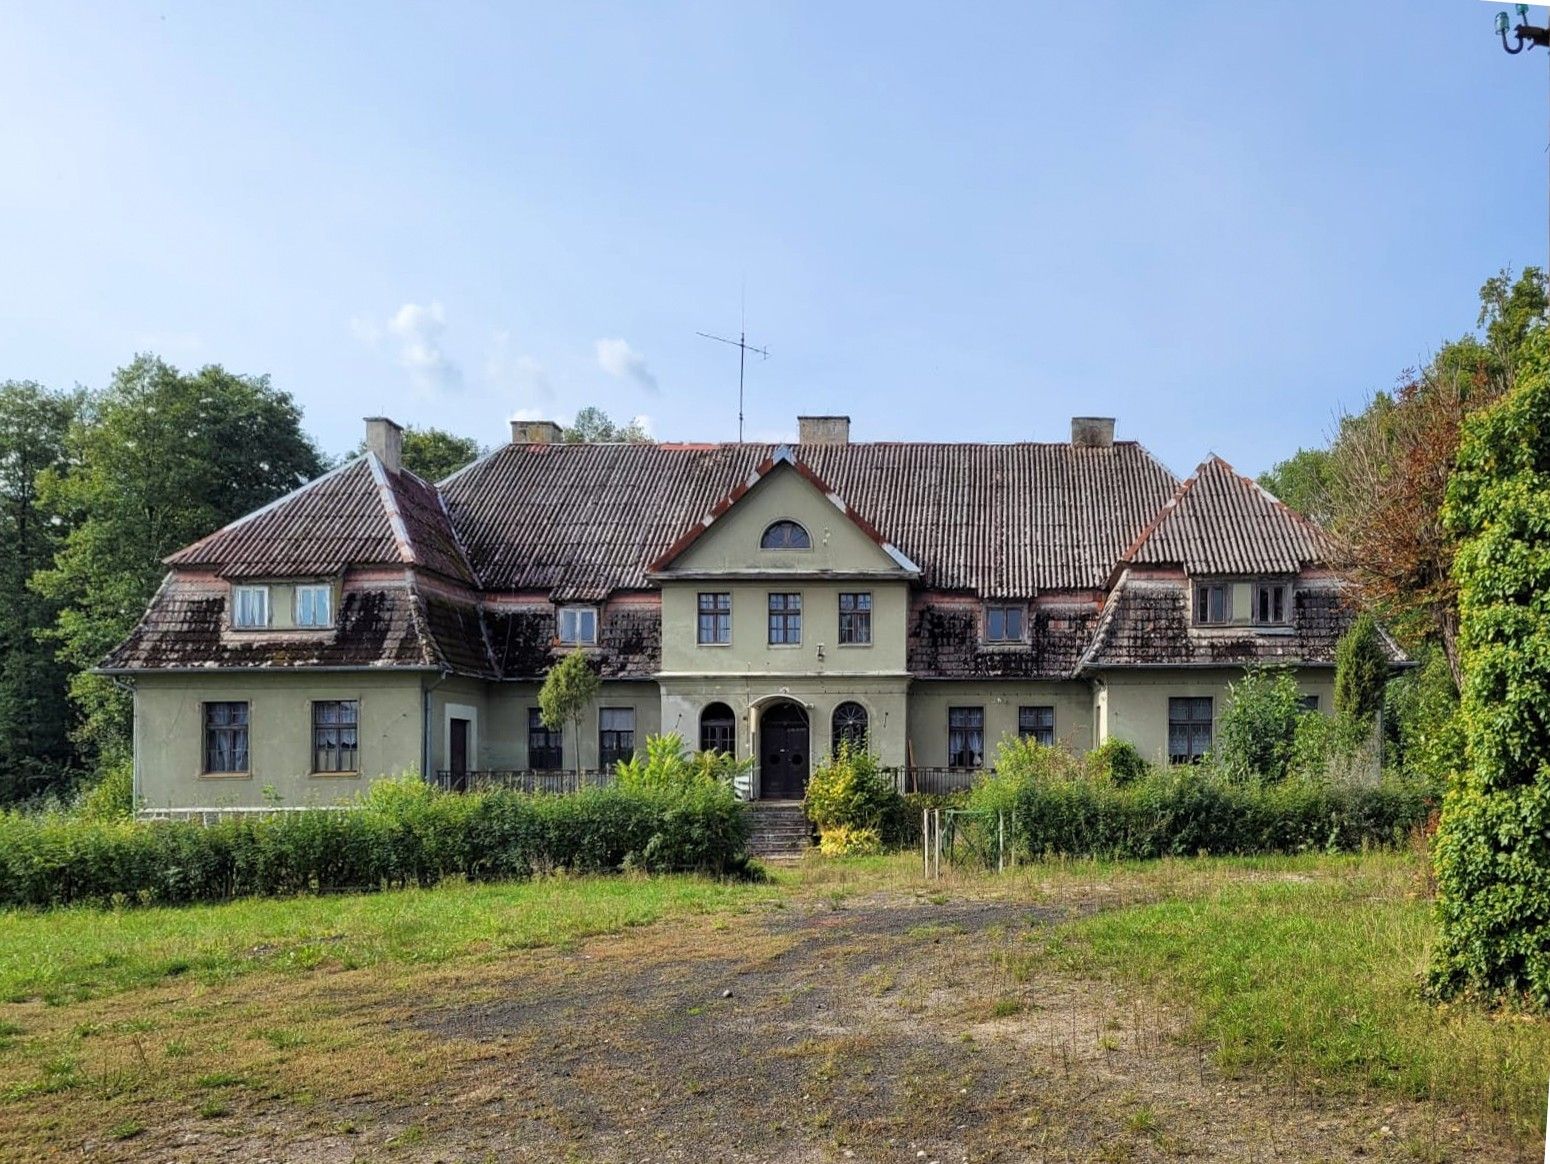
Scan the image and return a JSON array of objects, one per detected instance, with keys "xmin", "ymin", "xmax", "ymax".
[
  {"xmin": 74, "ymin": 758, "xmax": 134, "ymax": 820},
  {"xmin": 969, "ymin": 756, "xmax": 1431, "ymax": 861},
  {"xmin": 0, "ymin": 777, "xmax": 753, "ymax": 909},
  {"xmin": 1287, "ymin": 710, "xmax": 1373, "ymax": 784},
  {"xmin": 1215, "ymin": 667, "xmax": 1304, "ymax": 783},
  {"xmin": 817, "ymin": 824, "xmax": 882, "ymax": 857},
  {"xmin": 1086, "ymin": 739, "xmax": 1150, "ymax": 786},
  {"xmin": 614, "ymin": 733, "xmax": 749, "ymax": 793},
  {"xmin": 1335, "ymin": 612, "xmax": 1390, "ymax": 726},
  {"xmin": 804, "ymin": 743, "xmax": 901, "ymax": 833},
  {"xmin": 1384, "ymin": 643, "xmax": 1462, "ymax": 791},
  {"xmin": 887, "ymin": 791, "xmax": 972, "ymax": 847}
]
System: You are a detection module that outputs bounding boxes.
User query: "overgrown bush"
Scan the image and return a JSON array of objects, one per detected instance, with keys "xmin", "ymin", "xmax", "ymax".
[
  {"xmin": 1086, "ymin": 739, "xmax": 1149, "ymax": 786},
  {"xmin": 74, "ymin": 757, "xmax": 134, "ymax": 820},
  {"xmin": 804, "ymin": 743, "xmax": 901, "ymax": 835},
  {"xmin": 887, "ymin": 791, "xmax": 972, "ymax": 848},
  {"xmin": 969, "ymin": 757, "xmax": 1431, "ymax": 861},
  {"xmin": 817, "ymin": 824, "xmax": 882, "ymax": 857},
  {"xmin": 1287, "ymin": 709, "xmax": 1373, "ymax": 784},
  {"xmin": 614, "ymin": 733, "xmax": 751, "ymax": 793},
  {"xmin": 1215, "ymin": 667, "xmax": 1304, "ymax": 783},
  {"xmin": 1384, "ymin": 643, "xmax": 1462, "ymax": 791},
  {"xmin": 1335, "ymin": 612, "xmax": 1390, "ymax": 726},
  {"xmin": 0, "ymin": 776, "xmax": 753, "ymax": 909}
]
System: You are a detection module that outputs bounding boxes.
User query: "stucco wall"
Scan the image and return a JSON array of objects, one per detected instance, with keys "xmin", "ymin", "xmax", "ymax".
[
  {"xmin": 907, "ymin": 680, "xmax": 1096, "ymax": 769},
  {"xmin": 1098, "ymin": 666, "xmax": 1337, "ymax": 766},
  {"xmin": 132, "ymin": 671, "xmax": 425, "ymax": 810},
  {"xmin": 471, "ymin": 680, "xmax": 662, "ymax": 771}
]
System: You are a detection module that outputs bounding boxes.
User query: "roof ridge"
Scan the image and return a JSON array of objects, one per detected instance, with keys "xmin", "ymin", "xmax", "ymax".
[{"xmin": 365, "ymin": 453, "xmax": 419, "ymax": 568}]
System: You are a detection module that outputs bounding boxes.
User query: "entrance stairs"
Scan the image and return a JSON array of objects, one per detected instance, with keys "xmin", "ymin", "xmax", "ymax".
[{"xmin": 746, "ymin": 801, "xmax": 814, "ymax": 861}]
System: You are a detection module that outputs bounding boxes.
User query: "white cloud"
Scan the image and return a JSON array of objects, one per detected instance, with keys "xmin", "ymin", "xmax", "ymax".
[
  {"xmin": 386, "ymin": 301, "xmax": 460, "ymax": 394},
  {"xmin": 595, "ymin": 337, "xmax": 659, "ymax": 394}
]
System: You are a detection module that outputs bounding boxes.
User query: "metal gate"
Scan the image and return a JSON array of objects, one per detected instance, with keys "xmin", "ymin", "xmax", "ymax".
[{"xmin": 922, "ymin": 808, "xmax": 1007, "ymax": 878}]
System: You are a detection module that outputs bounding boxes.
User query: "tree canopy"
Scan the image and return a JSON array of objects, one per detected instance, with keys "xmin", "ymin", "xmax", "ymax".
[{"xmin": 563, "ymin": 406, "xmax": 652, "ymax": 444}]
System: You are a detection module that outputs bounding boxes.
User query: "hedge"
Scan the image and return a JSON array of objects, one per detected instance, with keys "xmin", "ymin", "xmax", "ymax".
[
  {"xmin": 972, "ymin": 770, "xmax": 1432, "ymax": 861},
  {"xmin": 0, "ymin": 779, "xmax": 752, "ymax": 909}
]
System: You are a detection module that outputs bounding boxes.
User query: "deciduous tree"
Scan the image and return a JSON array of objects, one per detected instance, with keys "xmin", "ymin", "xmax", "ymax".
[
  {"xmin": 538, "ymin": 649, "xmax": 600, "ymax": 777},
  {"xmin": 349, "ymin": 425, "xmax": 483, "ymax": 480}
]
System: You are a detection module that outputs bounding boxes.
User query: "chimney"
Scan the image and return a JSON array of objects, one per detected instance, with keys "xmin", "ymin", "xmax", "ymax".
[
  {"xmin": 364, "ymin": 416, "xmax": 403, "ymax": 473},
  {"xmin": 1070, "ymin": 416, "xmax": 1115, "ymax": 449},
  {"xmin": 510, "ymin": 419, "xmax": 563, "ymax": 445},
  {"xmin": 797, "ymin": 415, "xmax": 851, "ymax": 446}
]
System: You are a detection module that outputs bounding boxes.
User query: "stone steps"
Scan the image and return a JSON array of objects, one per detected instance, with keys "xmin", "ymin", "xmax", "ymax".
[{"xmin": 745, "ymin": 802, "xmax": 814, "ymax": 860}]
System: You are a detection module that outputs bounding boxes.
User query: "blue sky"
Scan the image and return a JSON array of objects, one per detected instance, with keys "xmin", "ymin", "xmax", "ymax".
[{"xmin": 1, "ymin": 1, "xmax": 1543, "ymax": 477}]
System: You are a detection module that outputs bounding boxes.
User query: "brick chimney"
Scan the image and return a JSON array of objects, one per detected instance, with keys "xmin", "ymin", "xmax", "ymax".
[
  {"xmin": 364, "ymin": 416, "xmax": 403, "ymax": 472},
  {"xmin": 797, "ymin": 415, "xmax": 851, "ymax": 445},
  {"xmin": 1070, "ymin": 417, "xmax": 1115, "ymax": 449},
  {"xmin": 510, "ymin": 419, "xmax": 563, "ymax": 445}
]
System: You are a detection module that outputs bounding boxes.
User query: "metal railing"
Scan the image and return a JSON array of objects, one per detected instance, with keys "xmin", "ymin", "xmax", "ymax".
[
  {"xmin": 883, "ymin": 766, "xmax": 988, "ymax": 796},
  {"xmin": 433, "ymin": 769, "xmax": 616, "ymax": 794}
]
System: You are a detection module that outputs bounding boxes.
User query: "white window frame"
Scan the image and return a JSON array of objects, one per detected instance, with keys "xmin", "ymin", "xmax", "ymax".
[
  {"xmin": 231, "ymin": 585, "xmax": 271, "ymax": 630},
  {"xmin": 295, "ymin": 583, "xmax": 333, "ymax": 628},
  {"xmin": 558, "ymin": 606, "xmax": 598, "ymax": 645}
]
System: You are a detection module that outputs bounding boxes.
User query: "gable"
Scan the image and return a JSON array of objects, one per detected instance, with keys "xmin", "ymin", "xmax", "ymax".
[{"xmin": 657, "ymin": 459, "xmax": 910, "ymax": 576}]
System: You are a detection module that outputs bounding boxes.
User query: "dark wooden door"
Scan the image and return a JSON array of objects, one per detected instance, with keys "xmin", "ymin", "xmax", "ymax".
[
  {"xmin": 449, "ymin": 718, "xmax": 470, "ymax": 791},
  {"xmin": 760, "ymin": 704, "xmax": 809, "ymax": 800}
]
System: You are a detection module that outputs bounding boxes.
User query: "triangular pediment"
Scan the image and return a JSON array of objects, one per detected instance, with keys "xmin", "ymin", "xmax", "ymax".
[{"xmin": 648, "ymin": 448, "xmax": 920, "ymax": 577}]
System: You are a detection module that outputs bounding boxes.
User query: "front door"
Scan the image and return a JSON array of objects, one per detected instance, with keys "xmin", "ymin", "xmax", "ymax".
[
  {"xmin": 449, "ymin": 718, "xmax": 470, "ymax": 791},
  {"xmin": 760, "ymin": 702, "xmax": 809, "ymax": 800}
]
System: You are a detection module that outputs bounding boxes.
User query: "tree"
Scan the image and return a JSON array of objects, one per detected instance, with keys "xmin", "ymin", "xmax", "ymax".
[
  {"xmin": 348, "ymin": 425, "xmax": 483, "ymax": 481},
  {"xmin": 1333, "ymin": 612, "xmax": 1388, "ymax": 726},
  {"xmin": 563, "ymin": 406, "xmax": 652, "ymax": 444},
  {"xmin": 0, "ymin": 382, "xmax": 80, "ymax": 800},
  {"xmin": 538, "ymin": 649, "xmax": 600, "ymax": 777},
  {"xmin": 1429, "ymin": 327, "xmax": 1550, "ymax": 1004},
  {"xmin": 1215, "ymin": 667, "xmax": 1304, "ymax": 783},
  {"xmin": 1256, "ymin": 447, "xmax": 1334, "ymax": 525},
  {"xmin": 32, "ymin": 356, "xmax": 325, "ymax": 761}
]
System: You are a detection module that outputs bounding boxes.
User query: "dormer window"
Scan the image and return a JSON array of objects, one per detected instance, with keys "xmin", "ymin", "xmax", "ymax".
[
  {"xmin": 1254, "ymin": 582, "xmax": 1289, "ymax": 625},
  {"xmin": 1195, "ymin": 583, "xmax": 1230, "ymax": 625},
  {"xmin": 558, "ymin": 606, "xmax": 598, "ymax": 645},
  {"xmin": 760, "ymin": 520, "xmax": 811, "ymax": 550},
  {"xmin": 295, "ymin": 584, "xmax": 333, "ymax": 628},
  {"xmin": 985, "ymin": 604, "xmax": 1024, "ymax": 643},
  {"xmin": 231, "ymin": 585, "xmax": 270, "ymax": 629}
]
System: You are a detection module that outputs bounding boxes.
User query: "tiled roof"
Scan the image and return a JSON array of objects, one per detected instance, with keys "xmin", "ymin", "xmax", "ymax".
[
  {"xmin": 440, "ymin": 441, "xmax": 1179, "ymax": 599},
  {"xmin": 907, "ymin": 599, "xmax": 1101, "ymax": 679},
  {"xmin": 1121, "ymin": 456, "xmax": 1336, "ymax": 576},
  {"xmin": 100, "ymin": 576, "xmax": 445, "ymax": 672},
  {"xmin": 1077, "ymin": 575, "xmax": 1403, "ymax": 671},
  {"xmin": 164, "ymin": 455, "xmax": 476, "ymax": 586}
]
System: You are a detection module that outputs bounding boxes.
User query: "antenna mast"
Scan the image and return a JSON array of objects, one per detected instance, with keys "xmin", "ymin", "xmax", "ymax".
[{"xmin": 697, "ymin": 328, "xmax": 768, "ymax": 441}]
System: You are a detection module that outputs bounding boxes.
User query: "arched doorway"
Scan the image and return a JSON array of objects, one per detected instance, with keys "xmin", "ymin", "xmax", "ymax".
[
  {"xmin": 759, "ymin": 701, "xmax": 809, "ymax": 800},
  {"xmin": 700, "ymin": 702, "xmax": 736, "ymax": 755},
  {"xmin": 832, "ymin": 701, "xmax": 868, "ymax": 756}
]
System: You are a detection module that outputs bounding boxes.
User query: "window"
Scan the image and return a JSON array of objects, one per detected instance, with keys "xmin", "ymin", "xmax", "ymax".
[
  {"xmin": 700, "ymin": 702, "xmax": 736, "ymax": 754},
  {"xmin": 838, "ymin": 592, "xmax": 872, "ymax": 645},
  {"xmin": 985, "ymin": 604, "xmax": 1023, "ymax": 642},
  {"xmin": 947, "ymin": 706, "xmax": 985, "ymax": 769},
  {"xmin": 1018, "ymin": 705, "xmax": 1055, "ymax": 746},
  {"xmin": 312, "ymin": 700, "xmax": 359, "ymax": 773},
  {"xmin": 203, "ymin": 702, "xmax": 250, "ymax": 773},
  {"xmin": 1254, "ymin": 582, "xmax": 1289, "ymax": 625},
  {"xmin": 832, "ymin": 701, "xmax": 869, "ymax": 755},
  {"xmin": 231, "ymin": 585, "xmax": 270, "ymax": 629},
  {"xmin": 558, "ymin": 606, "xmax": 598, "ymax": 645},
  {"xmin": 1168, "ymin": 697, "xmax": 1213, "ymax": 764},
  {"xmin": 599, "ymin": 707, "xmax": 636, "ymax": 767},
  {"xmin": 697, "ymin": 592, "xmax": 732, "ymax": 644},
  {"xmin": 528, "ymin": 708, "xmax": 563, "ymax": 770},
  {"xmin": 768, "ymin": 592, "xmax": 802, "ymax": 644},
  {"xmin": 1195, "ymin": 584, "xmax": 1230, "ymax": 625},
  {"xmin": 760, "ymin": 520, "xmax": 811, "ymax": 549},
  {"xmin": 1299, "ymin": 694, "xmax": 1320, "ymax": 713},
  {"xmin": 295, "ymin": 584, "xmax": 333, "ymax": 627}
]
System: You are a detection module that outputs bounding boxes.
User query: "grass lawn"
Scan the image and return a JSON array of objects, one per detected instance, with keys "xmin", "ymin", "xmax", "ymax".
[
  {"xmin": 0, "ymin": 871, "xmax": 780, "ymax": 1004},
  {"xmin": 1023, "ymin": 850, "xmax": 1550, "ymax": 1145}
]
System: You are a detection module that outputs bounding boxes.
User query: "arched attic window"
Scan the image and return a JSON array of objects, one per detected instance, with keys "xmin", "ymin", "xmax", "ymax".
[{"xmin": 760, "ymin": 520, "xmax": 811, "ymax": 549}]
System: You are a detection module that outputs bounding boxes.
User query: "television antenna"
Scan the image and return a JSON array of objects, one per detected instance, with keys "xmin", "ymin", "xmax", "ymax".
[
  {"xmin": 697, "ymin": 327, "xmax": 768, "ymax": 442},
  {"xmin": 1485, "ymin": 2, "xmax": 1550, "ymax": 289}
]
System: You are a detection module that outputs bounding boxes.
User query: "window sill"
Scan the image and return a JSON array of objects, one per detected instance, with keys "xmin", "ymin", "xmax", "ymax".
[
  {"xmin": 836, "ymin": 642, "xmax": 873, "ymax": 649},
  {"xmin": 198, "ymin": 771, "xmax": 252, "ymax": 780},
  {"xmin": 310, "ymin": 771, "xmax": 361, "ymax": 779},
  {"xmin": 696, "ymin": 641, "xmax": 733, "ymax": 648},
  {"xmin": 767, "ymin": 642, "xmax": 804, "ymax": 649}
]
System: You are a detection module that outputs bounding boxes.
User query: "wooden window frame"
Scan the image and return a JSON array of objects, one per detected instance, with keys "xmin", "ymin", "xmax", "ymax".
[
  {"xmin": 598, "ymin": 707, "xmax": 636, "ymax": 768},
  {"xmin": 759, "ymin": 520, "xmax": 812, "ymax": 550},
  {"xmin": 1168, "ymin": 696, "xmax": 1214, "ymax": 764},
  {"xmin": 1194, "ymin": 583, "xmax": 1230, "ymax": 626},
  {"xmin": 767, "ymin": 592, "xmax": 803, "ymax": 645},
  {"xmin": 557, "ymin": 605, "xmax": 598, "ymax": 645},
  {"xmin": 1254, "ymin": 581, "xmax": 1289, "ymax": 626},
  {"xmin": 311, "ymin": 699, "xmax": 359, "ymax": 774},
  {"xmin": 202, "ymin": 701, "xmax": 250, "ymax": 775},
  {"xmin": 699, "ymin": 703, "xmax": 736, "ymax": 755},
  {"xmin": 527, "ymin": 707, "xmax": 564, "ymax": 771},
  {"xmin": 984, "ymin": 604, "xmax": 1025, "ymax": 643},
  {"xmin": 697, "ymin": 592, "xmax": 732, "ymax": 645},
  {"xmin": 831, "ymin": 701, "xmax": 869, "ymax": 755},
  {"xmin": 947, "ymin": 706, "xmax": 985, "ymax": 769},
  {"xmin": 1017, "ymin": 705, "xmax": 1055, "ymax": 746},
  {"xmin": 837, "ymin": 592, "xmax": 872, "ymax": 646}
]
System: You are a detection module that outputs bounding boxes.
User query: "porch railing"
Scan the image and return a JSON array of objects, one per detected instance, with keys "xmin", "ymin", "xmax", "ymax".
[
  {"xmin": 434, "ymin": 769, "xmax": 616, "ymax": 794},
  {"xmin": 882, "ymin": 767, "xmax": 988, "ymax": 796}
]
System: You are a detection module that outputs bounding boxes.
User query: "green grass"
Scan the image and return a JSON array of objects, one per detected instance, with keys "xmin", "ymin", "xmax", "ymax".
[
  {"xmin": 1031, "ymin": 850, "xmax": 1550, "ymax": 1143},
  {"xmin": 0, "ymin": 872, "xmax": 777, "ymax": 1004}
]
